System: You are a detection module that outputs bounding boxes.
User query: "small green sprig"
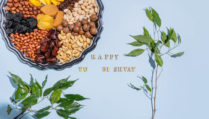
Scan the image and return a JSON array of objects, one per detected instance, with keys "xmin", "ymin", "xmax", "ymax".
[
  {"xmin": 126, "ymin": 7, "xmax": 184, "ymax": 119},
  {"xmin": 8, "ymin": 73, "xmax": 88, "ymax": 119}
]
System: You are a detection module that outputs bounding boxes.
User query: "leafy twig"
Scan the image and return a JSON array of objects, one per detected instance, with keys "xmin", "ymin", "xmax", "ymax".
[
  {"xmin": 126, "ymin": 7, "xmax": 184, "ymax": 119},
  {"xmin": 8, "ymin": 73, "xmax": 88, "ymax": 119}
]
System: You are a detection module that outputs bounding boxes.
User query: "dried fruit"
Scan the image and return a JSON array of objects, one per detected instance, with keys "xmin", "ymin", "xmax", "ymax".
[
  {"xmin": 53, "ymin": 11, "xmax": 64, "ymax": 27},
  {"xmin": 36, "ymin": 29, "xmax": 61, "ymax": 64},
  {"xmin": 29, "ymin": 0, "xmax": 41, "ymax": 6},
  {"xmin": 41, "ymin": 4, "xmax": 59, "ymax": 17},
  {"xmin": 5, "ymin": 12, "xmax": 37, "ymax": 35},
  {"xmin": 37, "ymin": 14, "xmax": 54, "ymax": 30}
]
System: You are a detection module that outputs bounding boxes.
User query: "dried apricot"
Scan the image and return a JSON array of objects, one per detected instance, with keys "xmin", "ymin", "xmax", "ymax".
[
  {"xmin": 37, "ymin": 14, "xmax": 54, "ymax": 30},
  {"xmin": 53, "ymin": 11, "xmax": 64, "ymax": 27},
  {"xmin": 41, "ymin": 4, "xmax": 58, "ymax": 17},
  {"xmin": 29, "ymin": 0, "xmax": 42, "ymax": 6}
]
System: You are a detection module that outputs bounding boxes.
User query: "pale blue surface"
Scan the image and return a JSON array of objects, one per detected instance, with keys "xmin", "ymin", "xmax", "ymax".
[{"xmin": 0, "ymin": 0, "xmax": 209, "ymax": 119}]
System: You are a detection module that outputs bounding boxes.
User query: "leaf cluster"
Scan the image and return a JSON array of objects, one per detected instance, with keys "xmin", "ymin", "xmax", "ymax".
[
  {"xmin": 8, "ymin": 73, "xmax": 87, "ymax": 119},
  {"xmin": 126, "ymin": 7, "xmax": 184, "ymax": 67}
]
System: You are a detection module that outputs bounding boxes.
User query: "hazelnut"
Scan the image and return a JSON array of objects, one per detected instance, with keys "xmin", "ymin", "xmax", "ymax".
[
  {"xmin": 72, "ymin": 32, "xmax": 79, "ymax": 36},
  {"xmin": 79, "ymin": 30, "xmax": 85, "ymax": 35},
  {"xmin": 89, "ymin": 22, "xmax": 96, "ymax": 28},
  {"xmin": 62, "ymin": 20, "xmax": 68, "ymax": 27},
  {"xmin": 73, "ymin": 26, "xmax": 80, "ymax": 33},
  {"xmin": 63, "ymin": 27, "xmax": 69, "ymax": 33},
  {"xmin": 69, "ymin": 24, "xmax": 74, "ymax": 31},
  {"xmin": 90, "ymin": 14, "xmax": 98, "ymax": 22},
  {"xmin": 83, "ymin": 24, "xmax": 90, "ymax": 32},
  {"xmin": 57, "ymin": 25, "xmax": 63, "ymax": 32},
  {"xmin": 90, "ymin": 27, "xmax": 98, "ymax": 35},
  {"xmin": 75, "ymin": 22, "xmax": 81, "ymax": 27},
  {"xmin": 85, "ymin": 32, "xmax": 93, "ymax": 39},
  {"xmin": 81, "ymin": 19, "xmax": 88, "ymax": 25}
]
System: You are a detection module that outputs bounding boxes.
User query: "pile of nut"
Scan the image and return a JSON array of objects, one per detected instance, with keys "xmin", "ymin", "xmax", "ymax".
[
  {"xmin": 57, "ymin": 31, "xmax": 92, "ymax": 63},
  {"xmin": 63, "ymin": 0, "xmax": 98, "ymax": 24},
  {"xmin": 6, "ymin": 0, "xmax": 41, "ymax": 18},
  {"xmin": 10, "ymin": 29, "xmax": 48, "ymax": 61},
  {"xmin": 4, "ymin": 0, "xmax": 100, "ymax": 65}
]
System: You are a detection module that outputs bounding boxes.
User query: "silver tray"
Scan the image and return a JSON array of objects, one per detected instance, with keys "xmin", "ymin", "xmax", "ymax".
[{"xmin": 0, "ymin": 0, "xmax": 104, "ymax": 70}]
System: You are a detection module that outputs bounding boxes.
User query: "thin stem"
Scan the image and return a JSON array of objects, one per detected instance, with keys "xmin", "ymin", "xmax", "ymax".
[
  {"xmin": 150, "ymin": 66, "xmax": 155, "ymax": 117},
  {"xmin": 142, "ymin": 87, "xmax": 151, "ymax": 99},
  {"xmin": 160, "ymin": 44, "xmax": 179, "ymax": 56},
  {"xmin": 152, "ymin": 65, "xmax": 159, "ymax": 119},
  {"xmin": 13, "ymin": 111, "xmax": 24, "ymax": 119},
  {"xmin": 18, "ymin": 112, "xmax": 29, "ymax": 119}
]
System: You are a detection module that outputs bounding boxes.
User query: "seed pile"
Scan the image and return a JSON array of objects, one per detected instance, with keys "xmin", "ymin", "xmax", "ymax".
[
  {"xmin": 4, "ymin": 0, "xmax": 100, "ymax": 65},
  {"xmin": 5, "ymin": 0, "xmax": 41, "ymax": 18},
  {"xmin": 57, "ymin": 31, "xmax": 92, "ymax": 63},
  {"xmin": 10, "ymin": 29, "xmax": 48, "ymax": 61},
  {"xmin": 63, "ymin": 0, "xmax": 98, "ymax": 24}
]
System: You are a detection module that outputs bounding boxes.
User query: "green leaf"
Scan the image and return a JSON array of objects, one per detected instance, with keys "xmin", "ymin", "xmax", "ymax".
[
  {"xmin": 69, "ymin": 117, "xmax": 77, "ymax": 119},
  {"xmin": 21, "ymin": 95, "xmax": 37, "ymax": 110},
  {"xmin": 34, "ymin": 111, "xmax": 50, "ymax": 119},
  {"xmin": 31, "ymin": 81, "xmax": 42, "ymax": 97},
  {"xmin": 161, "ymin": 32, "xmax": 170, "ymax": 47},
  {"xmin": 57, "ymin": 109, "xmax": 70, "ymax": 118},
  {"xmin": 57, "ymin": 102, "xmax": 82, "ymax": 118},
  {"xmin": 143, "ymin": 27, "xmax": 151, "ymax": 38},
  {"xmin": 141, "ymin": 77, "xmax": 148, "ymax": 84},
  {"xmin": 145, "ymin": 8, "xmax": 154, "ymax": 22},
  {"xmin": 30, "ymin": 74, "xmax": 34, "ymax": 86},
  {"xmin": 50, "ymin": 89, "xmax": 62, "ymax": 104},
  {"xmin": 177, "ymin": 34, "xmax": 182, "ymax": 44},
  {"xmin": 151, "ymin": 7, "xmax": 161, "ymax": 27},
  {"xmin": 67, "ymin": 102, "xmax": 82, "ymax": 113},
  {"xmin": 128, "ymin": 83, "xmax": 141, "ymax": 91},
  {"xmin": 171, "ymin": 52, "xmax": 184, "ymax": 58},
  {"xmin": 155, "ymin": 54, "xmax": 163, "ymax": 67},
  {"xmin": 65, "ymin": 94, "xmax": 87, "ymax": 101},
  {"xmin": 15, "ymin": 86, "xmax": 28, "ymax": 100},
  {"xmin": 53, "ymin": 77, "xmax": 77, "ymax": 90},
  {"xmin": 145, "ymin": 85, "xmax": 151, "ymax": 92},
  {"xmin": 43, "ymin": 88, "xmax": 53, "ymax": 96},
  {"xmin": 149, "ymin": 40, "xmax": 156, "ymax": 53},
  {"xmin": 7, "ymin": 105, "xmax": 12, "ymax": 115},
  {"xmin": 128, "ymin": 41, "xmax": 143, "ymax": 47},
  {"xmin": 130, "ymin": 35, "xmax": 152, "ymax": 45},
  {"xmin": 164, "ymin": 41, "xmax": 170, "ymax": 47},
  {"xmin": 169, "ymin": 28, "xmax": 177, "ymax": 42},
  {"xmin": 58, "ymin": 98, "xmax": 74, "ymax": 109},
  {"xmin": 126, "ymin": 49, "xmax": 144, "ymax": 57},
  {"xmin": 161, "ymin": 32, "xmax": 167, "ymax": 42},
  {"xmin": 9, "ymin": 73, "xmax": 25, "ymax": 87},
  {"xmin": 42, "ymin": 75, "xmax": 48, "ymax": 88},
  {"xmin": 37, "ymin": 106, "xmax": 51, "ymax": 113}
]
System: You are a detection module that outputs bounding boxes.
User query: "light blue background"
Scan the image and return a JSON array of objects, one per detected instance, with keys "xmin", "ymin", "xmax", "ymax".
[{"xmin": 0, "ymin": 0, "xmax": 209, "ymax": 119}]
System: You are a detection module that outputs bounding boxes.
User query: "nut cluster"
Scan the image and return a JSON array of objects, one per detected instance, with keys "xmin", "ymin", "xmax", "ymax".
[
  {"xmin": 10, "ymin": 29, "xmax": 48, "ymax": 61},
  {"xmin": 57, "ymin": 17, "xmax": 98, "ymax": 39},
  {"xmin": 6, "ymin": 0, "xmax": 41, "ymax": 18},
  {"xmin": 63, "ymin": 0, "xmax": 98, "ymax": 25},
  {"xmin": 57, "ymin": 31, "xmax": 92, "ymax": 63},
  {"xmin": 36, "ymin": 30, "xmax": 61, "ymax": 64}
]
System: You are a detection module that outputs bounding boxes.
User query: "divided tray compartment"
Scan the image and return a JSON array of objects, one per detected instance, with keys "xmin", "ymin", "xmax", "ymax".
[{"xmin": 0, "ymin": 0, "xmax": 104, "ymax": 70}]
